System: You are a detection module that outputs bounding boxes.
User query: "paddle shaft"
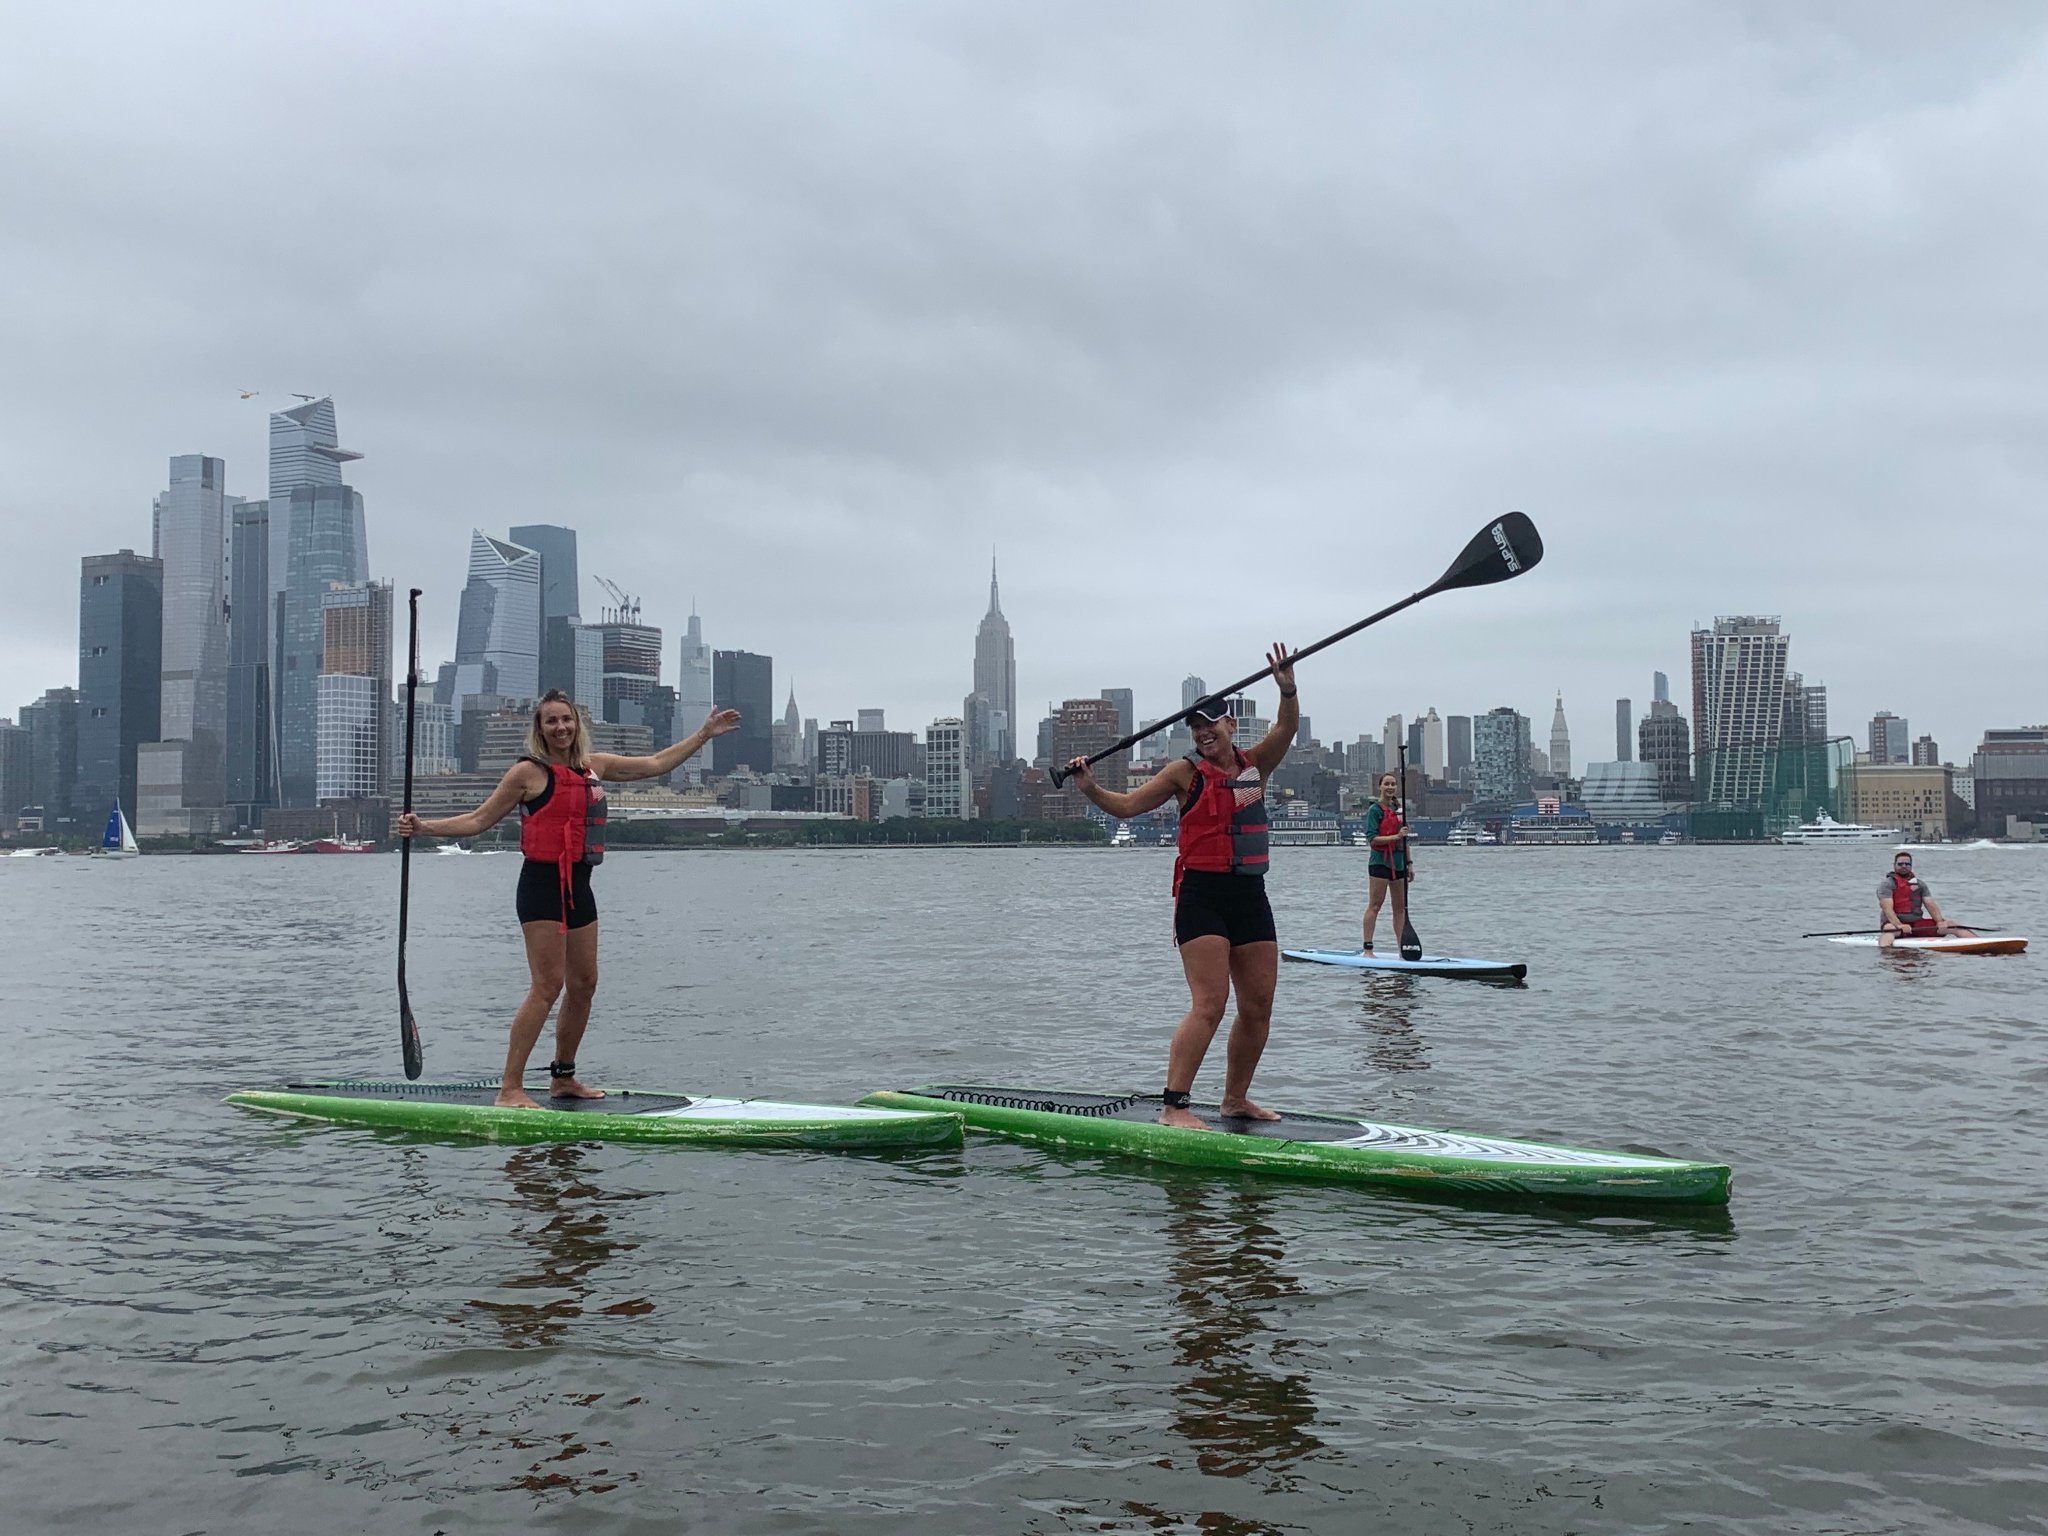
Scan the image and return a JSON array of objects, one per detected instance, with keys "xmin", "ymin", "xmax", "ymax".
[
  {"xmin": 398, "ymin": 588, "xmax": 424, "ymax": 1078},
  {"xmin": 1395, "ymin": 739, "xmax": 1421, "ymax": 960}
]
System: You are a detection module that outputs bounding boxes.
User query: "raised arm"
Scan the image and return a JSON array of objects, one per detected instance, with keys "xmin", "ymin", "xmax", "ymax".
[
  {"xmin": 397, "ymin": 760, "xmax": 544, "ymax": 841},
  {"xmin": 1067, "ymin": 757, "xmax": 1195, "ymax": 821},
  {"xmin": 1243, "ymin": 643, "xmax": 1299, "ymax": 775},
  {"xmin": 593, "ymin": 708, "xmax": 742, "ymax": 783}
]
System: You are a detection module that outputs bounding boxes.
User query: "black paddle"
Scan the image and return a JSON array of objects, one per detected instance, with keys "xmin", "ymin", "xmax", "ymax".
[
  {"xmin": 397, "ymin": 587, "xmax": 425, "ymax": 1080},
  {"xmin": 1395, "ymin": 739, "xmax": 1422, "ymax": 961},
  {"xmin": 1049, "ymin": 512, "xmax": 1544, "ymax": 786}
]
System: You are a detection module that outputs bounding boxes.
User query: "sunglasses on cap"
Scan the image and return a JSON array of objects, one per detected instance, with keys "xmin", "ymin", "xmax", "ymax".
[{"xmin": 1187, "ymin": 698, "xmax": 1232, "ymax": 724}]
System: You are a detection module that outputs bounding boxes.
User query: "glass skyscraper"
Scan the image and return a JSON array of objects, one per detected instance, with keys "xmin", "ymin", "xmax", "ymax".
[
  {"xmin": 712, "ymin": 650, "xmax": 774, "ymax": 773},
  {"xmin": 226, "ymin": 498, "xmax": 271, "ymax": 813},
  {"xmin": 508, "ymin": 524, "xmax": 580, "ymax": 625},
  {"xmin": 78, "ymin": 551, "xmax": 163, "ymax": 821},
  {"xmin": 141, "ymin": 454, "xmax": 234, "ymax": 831},
  {"xmin": 451, "ymin": 531, "xmax": 541, "ymax": 708}
]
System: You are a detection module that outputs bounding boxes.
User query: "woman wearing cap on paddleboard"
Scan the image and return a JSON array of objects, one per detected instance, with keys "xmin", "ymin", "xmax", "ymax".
[
  {"xmin": 395, "ymin": 689, "xmax": 740, "ymax": 1108},
  {"xmin": 1878, "ymin": 851, "xmax": 1974, "ymax": 948},
  {"xmin": 1065, "ymin": 644, "xmax": 1298, "ymax": 1131},
  {"xmin": 1360, "ymin": 771, "xmax": 1415, "ymax": 952}
]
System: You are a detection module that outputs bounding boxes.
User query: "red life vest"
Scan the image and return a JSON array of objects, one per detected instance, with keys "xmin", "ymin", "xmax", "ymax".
[
  {"xmin": 1174, "ymin": 750, "xmax": 1268, "ymax": 887},
  {"xmin": 1888, "ymin": 870, "xmax": 1930, "ymax": 930},
  {"xmin": 520, "ymin": 759, "xmax": 607, "ymax": 929},
  {"xmin": 1372, "ymin": 801, "xmax": 1406, "ymax": 867}
]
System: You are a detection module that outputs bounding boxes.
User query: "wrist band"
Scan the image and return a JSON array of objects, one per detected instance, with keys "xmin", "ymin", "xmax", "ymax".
[
  {"xmin": 1279, "ymin": 688, "xmax": 1297, "ymax": 698},
  {"xmin": 1162, "ymin": 1088, "xmax": 1191, "ymax": 1108}
]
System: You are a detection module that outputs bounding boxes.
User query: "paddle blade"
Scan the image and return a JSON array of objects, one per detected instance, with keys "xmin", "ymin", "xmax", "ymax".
[
  {"xmin": 1399, "ymin": 915, "xmax": 1423, "ymax": 963},
  {"xmin": 400, "ymin": 991, "xmax": 424, "ymax": 1079},
  {"xmin": 1434, "ymin": 512, "xmax": 1543, "ymax": 592}
]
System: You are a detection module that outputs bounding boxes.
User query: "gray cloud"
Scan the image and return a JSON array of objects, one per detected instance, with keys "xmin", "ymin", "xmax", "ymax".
[{"xmin": 3, "ymin": 1, "xmax": 2042, "ymax": 761}]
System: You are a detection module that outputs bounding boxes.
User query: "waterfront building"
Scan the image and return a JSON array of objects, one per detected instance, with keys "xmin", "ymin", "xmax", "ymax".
[
  {"xmin": 1912, "ymin": 734, "xmax": 1940, "ymax": 767},
  {"xmin": 1057, "ymin": 698, "xmax": 1128, "ymax": 795},
  {"xmin": 1473, "ymin": 707, "xmax": 1531, "ymax": 804},
  {"xmin": 712, "ymin": 650, "xmax": 774, "ymax": 773},
  {"xmin": 1639, "ymin": 700, "xmax": 1694, "ymax": 801},
  {"xmin": 507, "ymin": 524, "xmax": 580, "ymax": 626},
  {"xmin": 226, "ymin": 498, "xmax": 271, "ymax": 815},
  {"xmin": 451, "ymin": 531, "xmax": 541, "ymax": 709},
  {"xmin": 1690, "ymin": 616, "xmax": 1791, "ymax": 807},
  {"xmin": 1842, "ymin": 762, "xmax": 1950, "ymax": 842},
  {"xmin": 20, "ymin": 688, "xmax": 80, "ymax": 829},
  {"xmin": 314, "ymin": 582, "xmax": 394, "ymax": 802},
  {"xmin": 1869, "ymin": 710, "xmax": 1909, "ymax": 765},
  {"xmin": 1548, "ymin": 694, "xmax": 1572, "ymax": 780},
  {"xmin": 1615, "ymin": 699, "xmax": 1632, "ymax": 761},
  {"xmin": 925, "ymin": 718, "xmax": 970, "ymax": 819},
  {"xmin": 972, "ymin": 559, "xmax": 1017, "ymax": 761},
  {"xmin": 141, "ymin": 454, "xmax": 234, "ymax": 833},
  {"xmin": 1971, "ymin": 727, "xmax": 2048, "ymax": 836},
  {"xmin": 78, "ymin": 551, "xmax": 162, "ymax": 823},
  {"xmin": 1422, "ymin": 708, "xmax": 1445, "ymax": 782},
  {"xmin": 0, "ymin": 719, "xmax": 30, "ymax": 831}
]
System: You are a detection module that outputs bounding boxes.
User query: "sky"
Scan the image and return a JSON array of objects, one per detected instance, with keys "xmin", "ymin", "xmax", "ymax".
[{"xmin": 3, "ymin": 0, "xmax": 2043, "ymax": 763}]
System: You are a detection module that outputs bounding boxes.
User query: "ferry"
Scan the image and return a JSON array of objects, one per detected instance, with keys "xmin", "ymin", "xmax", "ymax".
[
  {"xmin": 1778, "ymin": 811, "xmax": 1901, "ymax": 844},
  {"xmin": 1444, "ymin": 823, "xmax": 1499, "ymax": 847}
]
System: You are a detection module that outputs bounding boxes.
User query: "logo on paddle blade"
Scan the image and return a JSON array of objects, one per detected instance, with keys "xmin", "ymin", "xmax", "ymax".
[{"xmin": 1491, "ymin": 521, "xmax": 1521, "ymax": 572}]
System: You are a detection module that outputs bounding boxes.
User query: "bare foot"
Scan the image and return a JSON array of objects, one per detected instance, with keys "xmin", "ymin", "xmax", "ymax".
[
  {"xmin": 1219, "ymin": 1098, "xmax": 1282, "ymax": 1122},
  {"xmin": 1159, "ymin": 1106, "xmax": 1211, "ymax": 1131},
  {"xmin": 549, "ymin": 1077, "xmax": 606, "ymax": 1101},
  {"xmin": 495, "ymin": 1088, "xmax": 544, "ymax": 1109}
]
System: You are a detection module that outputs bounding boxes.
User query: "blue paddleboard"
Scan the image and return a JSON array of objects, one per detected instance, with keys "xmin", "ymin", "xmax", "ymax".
[{"xmin": 1283, "ymin": 948, "xmax": 1527, "ymax": 981}]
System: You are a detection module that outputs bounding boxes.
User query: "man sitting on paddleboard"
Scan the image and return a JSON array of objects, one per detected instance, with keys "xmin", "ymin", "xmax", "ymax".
[
  {"xmin": 1064, "ymin": 644, "xmax": 1297, "ymax": 1131},
  {"xmin": 395, "ymin": 689, "xmax": 740, "ymax": 1108},
  {"xmin": 1360, "ymin": 771, "xmax": 1415, "ymax": 952},
  {"xmin": 1878, "ymin": 852, "xmax": 1973, "ymax": 948}
]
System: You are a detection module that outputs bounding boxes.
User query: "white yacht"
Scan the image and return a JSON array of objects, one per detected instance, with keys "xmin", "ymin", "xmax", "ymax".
[{"xmin": 1778, "ymin": 811, "xmax": 1901, "ymax": 844}]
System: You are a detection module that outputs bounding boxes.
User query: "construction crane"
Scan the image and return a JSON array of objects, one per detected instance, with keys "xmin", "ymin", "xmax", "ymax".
[{"xmin": 592, "ymin": 575, "xmax": 641, "ymax": 626}]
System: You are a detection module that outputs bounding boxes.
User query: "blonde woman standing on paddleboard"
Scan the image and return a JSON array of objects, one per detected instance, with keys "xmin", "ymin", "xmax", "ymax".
[
  {"xmin": 1064, "ymin": 645, "xmax": 1298, "ymax": 1131},
  {"xmin": 395, "ymin": 689, "xmax": 740, "ymax": 1108}
]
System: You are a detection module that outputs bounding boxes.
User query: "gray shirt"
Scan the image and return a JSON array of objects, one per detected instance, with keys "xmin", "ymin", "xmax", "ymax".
[{"xmin": 1880, "ymin": 874, "xmax": 1928, "ymax": 915}]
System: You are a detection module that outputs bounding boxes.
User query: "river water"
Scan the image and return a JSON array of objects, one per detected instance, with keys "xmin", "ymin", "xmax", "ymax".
[{"xmin": 2, "ymin": 843, "xmax": 2043, "ymax": 1534}]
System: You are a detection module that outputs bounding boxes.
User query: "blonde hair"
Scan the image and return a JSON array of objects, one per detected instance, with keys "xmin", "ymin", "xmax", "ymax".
[{"xmin": 524, "ymin": 689, "xmax": 592, "ymax": 770}]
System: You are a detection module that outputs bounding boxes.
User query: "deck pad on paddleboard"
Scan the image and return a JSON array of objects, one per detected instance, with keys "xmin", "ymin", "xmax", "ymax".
[
  {"xmin": 1826, "ymin": 935, "xmax": 2028, "ymax": 955},
  {"xmin": 1284, "ymin": 947, "xmax": 1527, "ymax": 979},
  {"xmin": 859, "ymin": 1085, "xmax": 1729, "ymax": 1205},
  {"xmin": 229, "ymin": 1079, "xmax": 962, "ymax": 1148}
]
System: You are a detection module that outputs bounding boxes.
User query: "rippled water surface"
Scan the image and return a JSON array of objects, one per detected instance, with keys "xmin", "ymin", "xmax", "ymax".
[{"xmin": 4, "ymin": 844, "xmax": 2045, "ymax": 1534}]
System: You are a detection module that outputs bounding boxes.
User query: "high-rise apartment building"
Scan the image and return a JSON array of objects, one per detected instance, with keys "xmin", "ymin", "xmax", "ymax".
[
  {"xmin": 0, "ymin": 719, "xmax": 31, "ymax": 831},
  {"xmin": 1615, "ymin": 699, "xmax": 1633, "ymax": 761},
  {"xmin": 1473, "ymin": 707, "xmax": 1531, "ymax": 804},
  {"xmin": 594, "ymin": 616, "xmax": 662, "ymax": 725},
  {"xmin": 540, "ymin": 615, "xmax": 604, "ymax": 705},
  {"xmin": 1548, "ymin": 694, "xmax": 1572, "ymax": 780},
  {"xmin": 1054, "ymin": 699, "xmax": 1128, "ymax": 796},
  {"xmin": 139, "ymin": 454, "xmax": 236, "ymax": 833},
  {"xmin": 452, "ymin": 531, "xmax": 541, "ymax": 708},
  {"xmin": 1182, "ymin": 676, "xmax": 1208, "ymax": 711},
  {"xmin": 78, "ymin": 551, "xmax": 163, "ymax": 820},
  {"xmin": 315, "ymin": 582, "xmax": 394, "ymax": 801},
  {"xmin": 508, "ymin": 524, "xmax": 581, "ymax": 626},
  {"xmin": 1639, "ymin": 699, "xmax": 1694, "ymax": 801},
  {"xmin": 1690, "ymin": 616, "xmax": 1790, "ymax": 806},
  {"xmin": 925, "ymin": 717, "xmax": 971, "ymax": 818},
  {"xmin": 226, "ymin": 498, "xmax": 272, "ymax": 815},
  {"xmin": 20, "ymin": 688, "xmax": 80, "ymax": 828},
  {"xmin": 973, "ymin": 560, "xmax": 1017, "ymax": 761},
  {"xmin": 1446, "ymin": 716, "xmax": 1473, "ymax": 784},
  {"xmin": 1911, "ymin": 734, "xmax": 1940, "ymax": 767},
  {"xmin": 712, "ymin": 650, "xmax": 774, "ymax": 773},
  {"xmin": 1869, "ymin": 711, "xmax": 1909, "ymax": 765},
  {"xmin": 1782, "ymin": 673, "xmax": 1829, "ymax": 747}
]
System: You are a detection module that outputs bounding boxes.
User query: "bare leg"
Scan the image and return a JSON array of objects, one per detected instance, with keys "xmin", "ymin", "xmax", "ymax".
[
  {"xmin": 1219, "ymin": 942, "xmax": 1281, "ymax": 1120},
  {"xmin": 549, "ymin": 922, "xmax": 605, "ymax": 1099},
  {"xmin": 1163, "ymin": 936, "xmax": 1231, "ymax": 1130},
  {"xmin": 501, "ymin": 921, "xmax": 566, "ymax": 1108},
  {"xmin": 1362, "ymin": 876, "xmax": 1387, "ymax": 949}
]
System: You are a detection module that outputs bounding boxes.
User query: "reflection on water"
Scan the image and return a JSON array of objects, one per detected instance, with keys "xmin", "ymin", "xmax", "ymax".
[
  {"xmin": 1354, "ymin": 977, "xmax": 1430, "ymax": 1074},
  {"xmin": 469, "ymin": 1144, "xmax": 656, "ymax": 1349},
  {"xmin": 1158, "ymin": 1179, "xmax": 1323, "ymax": 1479}
]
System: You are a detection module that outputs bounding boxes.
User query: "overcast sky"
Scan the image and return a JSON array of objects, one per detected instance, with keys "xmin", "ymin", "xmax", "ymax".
[{"xmin": 4, "ymin": 1, "xmax": 2042, "ymax": 762}]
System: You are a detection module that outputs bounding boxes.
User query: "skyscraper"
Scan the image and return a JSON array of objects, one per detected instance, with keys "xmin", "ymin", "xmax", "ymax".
[
  {"xmin": 78, "ymin": 551, "xmax": 163, "ymax": 820},
  {"xmin": 1446, "ymin": 715, "xmax": 1473, "ymax": 785},
  {"xmin": 1054, "ymin": 699, "xmax": 1128, "ymax": 796},
  {"xmin": 315, "ymin": 582, "xmax": 394, "ymax": 801},
  {"xmin": 20, "ymin": 688, "xmax": 80, "ymax": 828},
  {"xmin": 1473, "ymin": 707, "xmax": 1532, "ymax": 804},
  {"xmin": 1869, "ymin": 711, "xmax": 1909, "ymax": 764},
  {"xmin": 226, "ymin": 498, "xmax": 271, "ymax": 815},
  {"xmin": 774, "ymin": 689, "xmax": 806, "ymax": 768},
  {"xmin": 1422, "ymin": 708, "xmax": 1445, "ymax": 781},
  {"xmin": 508, "ymin": 524, "xmax": 581, "ymax": 625},
  {"xmin": 1653, "ymin": 671, "xmax": 1670, "ymax": 705},
  {"xmin": 1549, "ymin": 694, "xmax": 1572, "ymax": 779},
  {"xmin": 271, "ymin": 400, "xmax": 369, "ymax": 807},
  {"xmin": 1615, "ymin": 699, "xmax": 1633, "ymax": 761},
  {"xmin": 712, "ymin": 650, "xmax": 774, "ymax": 773},
  {"xmin": 925, "ymin": 717, "xmax": 970, "ymax": 818},
  {"xmin": 1182, "ymin": 676, "xmax": 1208, "ymax": 710},
  {"xmin": 973, "ymin": 559, "xmax": 1017, "ymax": 761},
  {"xmin": 139, "ymin": 454, "xmax": 235, "ymax": 832},
  {"xmin": 675, "ymin": 611, "xmax": 715, "ymax": 737},
  {"xmin": 1384, "ymin": 715, "xmax": 1404, "ymax": 768},
  {"xmin": 0, "ymin": 719, "xmax": 29, "ymax": 832},
  {"xmin": 1690, "ymin": 616, "xmax": 1791, "ymax": 807},
  {"xmin": 540, "ymin": 616, "xmax": 605, "ymax": 706},
  {"xmin": 452, "ymin": 531, "xmax": 541, "ymax": 708},
  {"xmin": 1639, "ymin": 700, "xmax": 1693, "ymax": 800}
]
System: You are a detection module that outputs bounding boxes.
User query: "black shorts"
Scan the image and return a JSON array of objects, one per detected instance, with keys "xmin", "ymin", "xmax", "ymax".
[
  {"xmin": 1174, "ymin": 870, "xmax": 1277, "ymax": 948},
  {"xmin": 515, "ymin": 859, "xmax": 598, "ymax": 930},
  {"xmin": 1369, "ymin": 863, "xmax": 1412, "ymax": 883}
]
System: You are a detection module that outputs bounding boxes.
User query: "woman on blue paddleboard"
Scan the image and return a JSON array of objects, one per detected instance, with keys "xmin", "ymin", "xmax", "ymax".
[
  {"xmin": 395, "ymin": 689, "xmax": 740, "ymax": 1109},
  {"xmin": 1360, "ymin": 771, "xmax": 1415, "ymax": 952},
  {"xmin": 1064, "ymin": 644, "xmax": 1298, "ymax": 1131}
]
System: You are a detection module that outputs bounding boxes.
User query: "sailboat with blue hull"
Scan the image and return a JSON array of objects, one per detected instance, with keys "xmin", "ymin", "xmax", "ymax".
[{"xmin": 94, "ymin": 803, "xmax": 140, "ymax": 859}]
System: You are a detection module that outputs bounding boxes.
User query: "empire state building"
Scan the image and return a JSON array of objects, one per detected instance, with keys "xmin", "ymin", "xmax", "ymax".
[{"xmin": 972, "ymin": 557, "xmax": 1017, "ymax": 761}]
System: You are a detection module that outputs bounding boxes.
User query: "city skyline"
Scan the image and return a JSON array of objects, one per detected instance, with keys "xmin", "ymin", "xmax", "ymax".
[{"xmin": 5, "ymin": 9, "xmax": 2045, "ymax": 761}]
